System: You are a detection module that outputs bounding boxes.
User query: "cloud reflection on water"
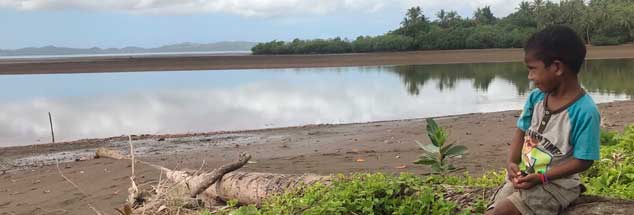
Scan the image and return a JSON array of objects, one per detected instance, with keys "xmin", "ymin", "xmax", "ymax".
[{"xmin": 0, "ymin": 61, "xmax": 631, "ymax": 146}]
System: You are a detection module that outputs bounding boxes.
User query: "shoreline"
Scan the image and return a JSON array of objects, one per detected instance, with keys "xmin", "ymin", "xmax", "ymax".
[
  {"xmin": 1, "ymin": 98, "xmax": 630, "ymax": 151},
  {"xmin": 1, "ymin": 45, "xmax": 634, "ymax": 74},
  {"xmin": 2, "ymin": 100, "xmax": 632, "ymax": 167}
]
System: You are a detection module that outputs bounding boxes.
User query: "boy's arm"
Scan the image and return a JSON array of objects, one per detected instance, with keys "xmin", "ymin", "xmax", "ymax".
[
  {"xmin": 506, "ymin": 128, "xmax": 525, "ymax": 179},
  {"xmin": 508, "ymin": 128, "xmax": 524, "ymax": 164},
  {"xmin": 515, "ymin": 158, "xmax": 593, "ymax": 189},
  {"xmin": 543, "ymin": 158, "xmax": 593, "ymax": 180}
]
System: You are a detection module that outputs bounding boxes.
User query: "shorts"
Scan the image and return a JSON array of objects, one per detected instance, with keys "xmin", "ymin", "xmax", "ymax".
[{"xmin": 488, "ymin": 180, "xmax": 581, "ymax": 215}]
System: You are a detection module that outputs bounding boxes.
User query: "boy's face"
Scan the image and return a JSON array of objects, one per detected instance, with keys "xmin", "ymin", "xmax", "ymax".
[{"xmin": 524, "ymin": 52, "xmax": 563, "ymax": 93}]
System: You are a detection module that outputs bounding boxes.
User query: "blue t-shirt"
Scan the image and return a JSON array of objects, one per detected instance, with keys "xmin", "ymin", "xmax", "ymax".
[{"xmin": 517, "ymin": 89, "xmax": 600, "ymax": 187}]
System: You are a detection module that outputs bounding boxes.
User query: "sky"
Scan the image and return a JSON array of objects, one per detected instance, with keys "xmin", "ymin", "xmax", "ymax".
[{"xmin": 0, "ymin": 0, "xmax": 526, "ymax": 49}]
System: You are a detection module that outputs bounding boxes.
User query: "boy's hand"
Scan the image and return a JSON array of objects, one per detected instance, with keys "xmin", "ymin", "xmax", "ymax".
[
  {"xmin": 506, "ymin": 162, "xmax": 521, "ymax": 181},
  {"xmin": 513, "ymin": 174, "xmax": 541, "ymax": 189}
]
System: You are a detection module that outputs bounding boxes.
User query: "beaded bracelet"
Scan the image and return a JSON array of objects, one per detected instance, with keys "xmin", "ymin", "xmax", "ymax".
[{"xmin": 538, "ymin": 173, "xmax": 549, "ymax": 184}]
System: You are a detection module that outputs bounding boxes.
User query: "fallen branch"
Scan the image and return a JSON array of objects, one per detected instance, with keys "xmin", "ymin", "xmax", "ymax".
[
  {"xmin": 96, "ymin": 147, "xmax": 128, "ymax": 160},
  {"xmin": 188, "ymin": 153, "xmax": 251, "ymax": 197},
  {"xmin": 96, "ymin": 148, "xmax": 170, "ymax": 172}
]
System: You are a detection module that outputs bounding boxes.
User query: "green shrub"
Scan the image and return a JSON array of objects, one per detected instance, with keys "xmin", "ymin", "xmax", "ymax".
[
  {"xmin": 415, "ymin": 27, "xmax": 471, "ymax": 50},
  {"xmin": 582, "ymin": 126, "xmax": 634, "ymax": 199},
  {"xmin": 351, "ymin": 36, "xmax": 376, "ymax": 52},
  {"xmin": 371, "ymin": 35, "xmax": 416, "ymax": 52},
  {"xmin": 465, "ymin": 26, "xmax": 502, "ymax": 49},
  {"xmin": 591, "ymin": 35, "xmax": 626, "ymax": 46}
]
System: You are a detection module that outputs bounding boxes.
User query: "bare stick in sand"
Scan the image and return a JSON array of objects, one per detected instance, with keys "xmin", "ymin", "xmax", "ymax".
[
  {"xmin": 128, "ymin": 135, "xmax": 140, "ymax": 206},
  {"xmin": 48, "ymin": 112, "xmax": 55, "ymax": 143},
  {"xmin": 55, "ymin": 159, "xmax": 102, "ymax": 215}
]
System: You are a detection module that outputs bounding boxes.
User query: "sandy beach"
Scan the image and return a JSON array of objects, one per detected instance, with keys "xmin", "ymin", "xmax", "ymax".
[{"xmin": 1, "ymin": 47, "xmax": 634, "ymax": 214}]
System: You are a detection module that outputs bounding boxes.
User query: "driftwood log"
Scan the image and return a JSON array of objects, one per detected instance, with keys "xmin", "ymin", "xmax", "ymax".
[
  {"xmin": 96, "ymin": 148, "xmax": 633, "ymax": 214},
  {"xmin": 96, "ymin": 148, "xmax": 329, "ymax": 211}
]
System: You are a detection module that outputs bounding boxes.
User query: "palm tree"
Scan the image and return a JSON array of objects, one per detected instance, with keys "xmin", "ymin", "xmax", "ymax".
[
  {"xmin": 518, "ymin": 1, "xmax": 532, "ymax": 14},
  {"xmin": 402, "ymin": 6, "xmax": 426, "ymax": 27},
  {"xmin": 474, "ymin": 6, "xmax": 497, "ymax": 25},
  {"xmin": 436, "ymin": 9, "xmax": 447, "ymax": 27}
]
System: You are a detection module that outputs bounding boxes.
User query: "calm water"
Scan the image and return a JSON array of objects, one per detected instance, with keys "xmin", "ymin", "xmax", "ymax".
[{"xmin": 1, "ymin": 59, "xmax": 632, "ymax": 146}]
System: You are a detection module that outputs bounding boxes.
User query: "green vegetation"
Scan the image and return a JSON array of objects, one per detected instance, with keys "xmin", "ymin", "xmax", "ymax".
[
  {"xmin": 253, "ymin": 0, "xmax": 634, "ymax": 55},
  {"xmin": 582, "ymin": 125, "xmax": 634, "ymax": 199},
  {"xmin": 211, "ymin": 125, "xmax": 634, "ymax": 214},
  {"xmin": 414, "ymin": 118, "xmax": 468, "ymax": 174},
  {"xmin": 217, "ymin": 173, "xmax": 503, "ymax": 215}
]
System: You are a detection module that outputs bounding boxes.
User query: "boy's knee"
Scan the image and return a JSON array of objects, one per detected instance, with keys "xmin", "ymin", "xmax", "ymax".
[{"xmin": 489, "ymin": 199, "xmax": 522, "ymax": 215}]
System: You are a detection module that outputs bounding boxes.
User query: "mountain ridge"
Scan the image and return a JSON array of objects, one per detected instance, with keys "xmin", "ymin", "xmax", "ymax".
[{"xmin": 0, "ymin": 41, "xmax": 257, "ymax": 56}]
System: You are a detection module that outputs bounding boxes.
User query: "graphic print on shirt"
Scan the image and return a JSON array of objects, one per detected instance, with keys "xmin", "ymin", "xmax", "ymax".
[{"xmin": 521, "ymin": 129, "xmax": 554, "ymax": 174}]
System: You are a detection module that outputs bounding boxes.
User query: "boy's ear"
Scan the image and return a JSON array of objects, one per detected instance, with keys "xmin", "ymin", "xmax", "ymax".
[{"xmin": 552, "ymin": 60, "xmax": 564, "ymax": 76}]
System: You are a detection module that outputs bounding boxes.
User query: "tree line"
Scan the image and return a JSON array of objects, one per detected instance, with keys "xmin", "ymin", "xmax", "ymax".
[{"xmin": 252, "ymin": 0, "xmax": 634, "ymax": 55}]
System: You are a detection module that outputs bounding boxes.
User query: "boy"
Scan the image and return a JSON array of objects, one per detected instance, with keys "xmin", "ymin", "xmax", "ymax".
[{"xmin": 486, "ymin": 25, "xmax": 600, "ymax": 215}]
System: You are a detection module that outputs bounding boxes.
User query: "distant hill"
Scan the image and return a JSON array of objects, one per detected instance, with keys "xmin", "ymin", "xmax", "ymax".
[{"xmin": 0, "ymin": 41, "xmax": 257, "ymax": 56}]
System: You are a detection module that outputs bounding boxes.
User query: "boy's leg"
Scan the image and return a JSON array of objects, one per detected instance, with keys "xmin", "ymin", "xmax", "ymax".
[
  {"xmin": 487, "ymin": 181, "xmax": 532, "ymax": 215},
  {"xmin": 493, "ymin": 182, "xmax": 580, "ymax": 215},
  {"xmin": 485, "ymin": 199, "xmax": 521, "ymax": 215},
  {"xmin": 487, "ymin": 182, "xmax": 521, "ymax": 215},
  {"xmin": 487, "ymin": 180, "xmax": 580, "ymax": 215}
]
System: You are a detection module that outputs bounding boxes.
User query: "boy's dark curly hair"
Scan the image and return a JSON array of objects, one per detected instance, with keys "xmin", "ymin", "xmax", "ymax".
[{"xmin": 524, "ymin": 25, "xmax": 587, "ymax": 74}]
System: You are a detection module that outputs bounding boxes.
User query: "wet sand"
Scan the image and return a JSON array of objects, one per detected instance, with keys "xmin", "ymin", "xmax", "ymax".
[
  {"xmin": 1, "ymin": 100, "xmax": 633, "ymax": 214},
  {"xmin": 1, "ymin": 45, "xmax": 634, "ymax": 74}
]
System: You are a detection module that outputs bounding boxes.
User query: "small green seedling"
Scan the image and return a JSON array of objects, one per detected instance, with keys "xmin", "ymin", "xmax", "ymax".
[{"xmin": 414, "ymin": 118, "xmax": 468, "ymax": 174}]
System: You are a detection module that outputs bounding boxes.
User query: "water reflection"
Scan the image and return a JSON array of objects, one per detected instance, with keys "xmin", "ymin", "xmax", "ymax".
[
  {"xmin": 391, "ymin": 59, "xmax": 634, "ymax": 96},
  {"xmin": 582, "ymin": 59, "xmax": 634, "ymax": 96},
  {"xmin": 391, "ymin": 63, "xmax": 530, "ymax": 95},
  {"xmin": 0, "ymin": 59, "xmax": 631, "ymax": 146}
]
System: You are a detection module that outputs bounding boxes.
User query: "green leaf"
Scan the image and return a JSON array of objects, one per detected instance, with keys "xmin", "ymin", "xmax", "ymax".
[
  {"xmin": 445, "ymin": 145, "xmax": 468, "ymax": 158},
  {"xmin": 431, "ymin": 163, "xmax": 443, "ymax": 173},
  {"xmin": 421, "ymin": 143, "xmax": 439, "ymax": 154},
  {"xmin": 426, "ymin": 118, "xmax": 439, "ymax": 134},
  {"xmin": 440, "ymin": 143, "xmax": 455, "ymax": 155},
  {"xmin": 414, "ymin": 140, "xmax": 426, "ymax": 150},
  {"xmin": 427, "ymin": 133, "xmax": 439, "ymax": 147},
  {"xmin": 437, "ymin": 129, "xmax": 448, "ymax": 146},
  {"xmin": 426, "ymin": 118, "xmax": 442, "ymax": 146},
  {"xmin": 426, "ymin": 118, "xmax": 448, "ymax": 147},
  {"xmin": 414, "ymin": 154, "xmax": 438, "ymax": 165}
]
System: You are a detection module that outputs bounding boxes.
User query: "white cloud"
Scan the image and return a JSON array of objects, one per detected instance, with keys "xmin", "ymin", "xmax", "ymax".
[
  {"xmin": 0, "ymin": 0, "xmax": 389, "ymax": 17},
  {"xmin": 0, "ymin": 0, "xmax": 524, "ymax": 17}
]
